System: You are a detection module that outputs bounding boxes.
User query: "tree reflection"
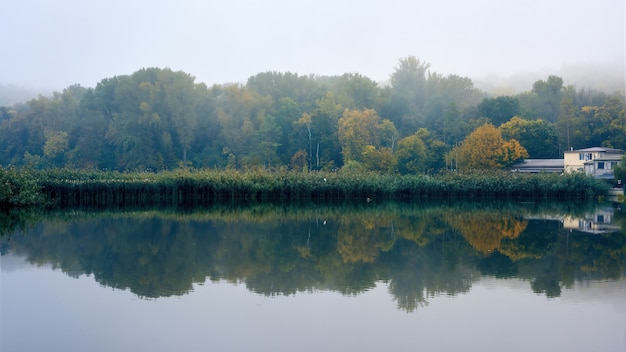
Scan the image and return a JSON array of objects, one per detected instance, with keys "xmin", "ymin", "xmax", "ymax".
[
  {"xmin": 0, "ymin": 208, "xmax": 41, "ymax": 239},
  {"xmin": 447, "ymin": 210, "xmax": 528, "ymax": 254},
  {"xmin": 1, "ymin": 201, "xmax": 624, "ymax": 310}
]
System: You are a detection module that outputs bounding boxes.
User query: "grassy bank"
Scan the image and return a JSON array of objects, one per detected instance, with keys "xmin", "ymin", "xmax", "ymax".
[{"xmin": 1, "ymin": 167, "xmax": 611, "ymax": 208}]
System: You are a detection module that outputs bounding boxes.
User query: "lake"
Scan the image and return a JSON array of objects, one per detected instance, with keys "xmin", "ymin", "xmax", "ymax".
[{"xmin": 1, "ymin": 200, "xmax": 625, "ymax": 352}]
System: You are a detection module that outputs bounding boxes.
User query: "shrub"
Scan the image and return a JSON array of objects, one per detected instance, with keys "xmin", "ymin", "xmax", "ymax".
[{"xmin": 0, "ymin": 167, "xmax": 43, "ymax": 207}]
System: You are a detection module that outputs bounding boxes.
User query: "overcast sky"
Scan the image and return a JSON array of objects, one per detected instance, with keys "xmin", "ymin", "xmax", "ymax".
[{"xmin": 1, "ymin": 0, "xmax": 624, "ymax": 90}]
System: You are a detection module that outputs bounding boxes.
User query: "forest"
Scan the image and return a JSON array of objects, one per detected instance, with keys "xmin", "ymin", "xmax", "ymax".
[{"xmin": 1, "ymin": 56, "xmax": 625, "ymax": 173}]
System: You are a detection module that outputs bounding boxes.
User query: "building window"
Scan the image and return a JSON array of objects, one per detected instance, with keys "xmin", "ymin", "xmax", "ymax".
[
  {"xmin": 598, "ymin": 162, "xmax": 605, "ymax": 169},
  {"xmin": 579, "ymin": 153, "xmax": 584, "ymax": 160}
]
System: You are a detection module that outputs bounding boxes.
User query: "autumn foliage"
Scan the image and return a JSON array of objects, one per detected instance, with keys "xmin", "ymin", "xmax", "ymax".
[
  {"xmin": 448, "ymin": 123, "xmax": 528, "ymax": 170},
  {"xmin": 447, "ymin": 212, "xmax": 528, "ymax": 254}
]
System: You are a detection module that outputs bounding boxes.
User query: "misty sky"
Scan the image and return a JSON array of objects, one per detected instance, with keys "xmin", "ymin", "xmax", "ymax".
[{"xmin": 1, "ymin": 0, "xmax": 624, "ymax": 90}]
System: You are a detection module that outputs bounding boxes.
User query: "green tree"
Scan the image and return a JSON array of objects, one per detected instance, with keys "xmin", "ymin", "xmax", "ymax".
[
  {"xmin": 531, "ymin": 75, "xmax": 563, "ymax": 122},
  {"xmin": 0, "ymin": 110, "xmax": 44, "ymax": 165},
  {"xmin": 427, "ymin": 73, "xmax": 483, "ymax": 110},
  {"xmin": 499, "ymin": 117, "xmax": 560, "ymax": 158},
  {"xmin": 190, "ymin": 84, "xmax": 222, "ymax": 168},
  {"xmin": 308, "ymin": 93, "xmax": 344, "ymax": 169},
  {"xmin": 416, "ymin": 128, "xmax": 449, "ymax": 172},
  {"xmin": 273, "ymin": 97, "xmax": 302, "ymax": 165},
  {"xmin": 586, "ymin": 94, "xmax": 626, "ymax": 149},
  {"xmin": 253, "ymin": 114, "xmax": 282, "ymax": 168},
  {"xmin": 478, "ymin": 96, "xmax": 521, "ymax": 126},
  {"xmin": 67, "ymin": 88, "xmax": 116, "ymax": 169},
  {"xmin": 395, "ymin": 132, "xmax": 428, "ymax": 174},
  {"xmin": 246, "ymin": 71, "xmax": 324, "ymax": 112},
  {"xmin": 389, "ymin": 56, "xmax": 431, "ymax": 132},
  {"xmin": 214, "ymin": 84, "xmax": 272, "ymax": 169},
  {"xmin": 361, "ymin": 146, "xmax": 396, "ymax": 173},
  {"xmin": 43, "ymin": 130, "xmax": 69, "ymax": 167},
  {"xmin": 441, "ymin": 102, "xmax": 465, "ymax": 145},
  {"xmin": 160, "ymin": 70, "xmax": 200, "ymax": 166},
  {"xmin": 557, "ymin": 86, "xmax": 588, "ymax": 151},
  {"xmin": 390, "ymin": 56, "xmax": 430, "ymax": 108},
  {"xmin": 104, "ymin": 72, "xmax": 166, "ymax": 170},
  {"xmin": 329, "ymin": 73, "xmax": 381, "ymax": 110}
]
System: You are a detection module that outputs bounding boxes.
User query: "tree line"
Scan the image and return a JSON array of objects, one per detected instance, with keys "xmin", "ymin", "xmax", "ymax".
[{"xmin": 1, "ymin": 56, "xmax": 624, "ymax": 172}]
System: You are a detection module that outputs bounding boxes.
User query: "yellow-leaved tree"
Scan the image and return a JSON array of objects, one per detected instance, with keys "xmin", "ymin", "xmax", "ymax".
[
  {"xmin": 448, "ymin": 123, "xmax": 528, "ymax": 170},
  {"xmin": 338, "ymin": 108, "xmax": 381, "ymax": 163},
  {"xmin": 338, "ymin": 109, "xmax": 398, "ymax": 172}
]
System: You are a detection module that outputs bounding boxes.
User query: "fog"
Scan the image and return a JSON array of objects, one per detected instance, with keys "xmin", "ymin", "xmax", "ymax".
[
  {"xmin": 1, "ymin": 0, "xmax": 624, "ymax": 93},
  {"xmin": 473, "ymin": 56, "xmax": 626, "ymax": 95}
]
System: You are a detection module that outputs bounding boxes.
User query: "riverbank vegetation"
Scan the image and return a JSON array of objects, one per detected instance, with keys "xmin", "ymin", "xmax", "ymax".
[
  {"xmin": 1, "ymin": 57, "xmax": 622, "ymax": 208},
  {"xmin": 0, "ymin": 167, "xmax": 43, "ymax": 207},
  {"xmin": 1, "ymin": 167, "xmax": 610, "ymax": 208}
]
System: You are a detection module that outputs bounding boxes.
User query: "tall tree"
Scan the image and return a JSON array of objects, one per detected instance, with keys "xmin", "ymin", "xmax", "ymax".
[
  {"xmin": 159, "ymin": 70, "xmax": 200, "ymax": 166},
  {"xmin": 586, "ymin": 94, "xmax": 626, "ymax": 149},
  {"xmin": 214, "ymin": 84, "xmax": 272, "ymax": 168},
  {"xmin": 557, "ymin": 86, "xmax": 588, "ymax": 150},
  {"xmin": 272, "ymin": 97, "xmax": 302, "ymax": 165},
  {"xmin": 478, "ymin": 96, "xmax": 520, "ymax": 126},
  {"xmin": 531, "ymin": 75, "xmax": 563, "ymax": 122},
  {"xmin": 246, "ymin": 71, "xmax": 323, "ymax": 112},
  {"xmin": 395, "ymin": 132, "xmax": 428, "ymax": 174},
  {"xmin": 499, "ymin": 117, "xmax": 560, "ymax": 158},
  {"xmin": 253, "ymin": 114, "xmax": 282, "ymax": 168},
  {"xmin": 389, "ymin": 56, "xmax": 431, "ymax": 132},
  {"xmin": 390, "ymin": 56, "xmax": 430, "ymax": 107},
  {"xmin": 338, "ymin": 108, "xmax": 383, "ymax": 163},
  {"xmin": 416, "ymin": 128, "xmax": 449, "ymax": 172},
  {"xmin": 329, "ymin": 73, "xmax": 381, "ymax": 110},
  {"xmin": 43, "ymin": 131, "xmax": 69, "ymax": 167},
  {"xmin": 441, "ymin": 102, "xmax": 464, "ymax": 145},
  {"xmin": 309, "ymin": 93, "xmax": 344, "ymax": 169},
  {"xmin": 361, "ymin": 145, "xmax": 396, "ymax": 173},
  {"xmin": 190, "ymin": 84, "xmax": 222, "ymax": 168}
]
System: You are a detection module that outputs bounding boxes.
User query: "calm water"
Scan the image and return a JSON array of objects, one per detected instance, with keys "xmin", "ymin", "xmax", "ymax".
[{"xmin": 1, "ymin": 201, "xmax": 625, "ymax": 352}]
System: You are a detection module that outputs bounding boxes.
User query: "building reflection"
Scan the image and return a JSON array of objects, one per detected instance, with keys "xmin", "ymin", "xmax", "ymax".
[{"xmin": 562, "ymin": 206, "xmax": 621, "ymax": 234}]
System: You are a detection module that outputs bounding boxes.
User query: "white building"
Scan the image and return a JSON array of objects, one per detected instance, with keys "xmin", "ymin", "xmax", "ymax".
[{"xmin": 563, "ymin": 147, "xmax": 624, "ymax": 178}]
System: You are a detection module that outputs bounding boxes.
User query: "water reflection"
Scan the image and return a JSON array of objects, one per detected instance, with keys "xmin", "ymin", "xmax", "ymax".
[{"xmin": 1, "ymin": 201, "xmax": 624, "ymax": 311}]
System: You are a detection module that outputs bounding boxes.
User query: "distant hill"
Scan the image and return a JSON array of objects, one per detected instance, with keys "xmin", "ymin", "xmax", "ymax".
[{"xmin": 0, "ymin": 84, "xmax": 52, "ymax": 106}]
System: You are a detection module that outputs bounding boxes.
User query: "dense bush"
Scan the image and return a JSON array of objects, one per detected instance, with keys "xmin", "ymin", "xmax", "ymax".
[{"xmin": 0, "ymin": 167, "xmax": 42, "ymax": 207}]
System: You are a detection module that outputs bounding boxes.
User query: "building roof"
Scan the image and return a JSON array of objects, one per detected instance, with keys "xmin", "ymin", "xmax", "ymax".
[
  {"xmin": 512, "ymin": 159, "xmax": 564, "ymax": 168},
  {"xmin": 565, "ymin": 147, "xmax": 625, "ymax": 154},
  {"xmin": 511, "ymin": 159, "xmax": 564, "ymax": 173}
]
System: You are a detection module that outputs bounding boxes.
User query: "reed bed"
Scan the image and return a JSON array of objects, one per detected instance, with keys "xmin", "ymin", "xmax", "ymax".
[
  {"xmin": 40, "ymin": 169, "xmax": 609, "ymax": 207},
  {"xmin": 2, "ymin": 167, "xmax": 611, "ymax": 208}
]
